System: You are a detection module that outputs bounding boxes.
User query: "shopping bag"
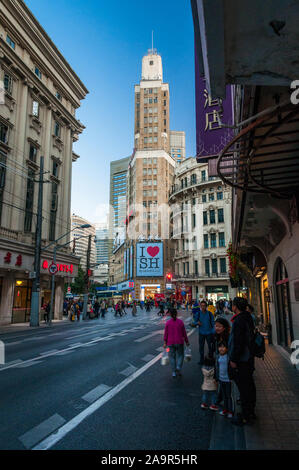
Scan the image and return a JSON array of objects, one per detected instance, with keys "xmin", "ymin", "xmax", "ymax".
[
  {"xmin": 184, "ymin": 346, "xmax": 192, "ymax": 362},
  {"xmin": 161, "ymin": 349, "xmax": 169, "ymax": 366}
]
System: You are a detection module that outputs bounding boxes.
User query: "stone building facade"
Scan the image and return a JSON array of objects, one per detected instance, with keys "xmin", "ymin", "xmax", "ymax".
[{"xmin": 0, "ymin": 0, "xmax": 88, "ymax": 323}]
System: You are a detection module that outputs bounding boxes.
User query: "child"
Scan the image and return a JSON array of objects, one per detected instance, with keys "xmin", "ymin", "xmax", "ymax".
[
  {"xmin": 201, "ymin": 356, "xmax": 218, "ymax": 411},
  {"xmin": 216, "ymin": 342, "xmax": 233, "ymax": 418}
]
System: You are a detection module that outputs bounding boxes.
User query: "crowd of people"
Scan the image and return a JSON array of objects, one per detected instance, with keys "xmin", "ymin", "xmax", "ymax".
[{"xmin": 163, "ymin": 296, "xmax": 259, "ymax": 427}]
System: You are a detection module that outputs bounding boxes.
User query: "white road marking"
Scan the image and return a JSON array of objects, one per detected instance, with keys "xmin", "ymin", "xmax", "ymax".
[
  {"xmin": 82, "ymin": 384, "xmax": 112, "ymax": 404},
  {"xmin": 0, "ymin": 359, "xmax": 23, "ymax": 368},
  {"xmin": 19, "ymin": 414, "xmax": 66, "ymax": 449},
  {"xmin": 141, "ymin": 354, "xmax": 155, "ymax": 362},
  {"xmin": 120, "ymin": 365, "xmax": 137, "ymax": 376},
  {"xmin": 15, "ymin": 361, "xmax": 43, "ymax": 368},
  {"xmin": 39, "ymin": 350, "xmax": 58, "ymax": 356},
  {"xmin": 134, "ymin": 330, "xmax": 164, "ymax": 343}
]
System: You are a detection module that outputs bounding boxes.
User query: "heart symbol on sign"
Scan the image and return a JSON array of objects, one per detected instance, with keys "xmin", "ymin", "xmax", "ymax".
[{"xmin": 147, "ymin": 246, "xmax": 160, "ymax": 257}]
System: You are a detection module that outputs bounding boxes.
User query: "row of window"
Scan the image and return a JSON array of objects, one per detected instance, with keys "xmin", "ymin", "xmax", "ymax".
[
  {"xmin": 144, "ymin": 137, "xmax": 158, "ymax": 144},
  {"xmin": 203, "ymin": 209, "xmax": 224, "ymax": 224},
  {"xmin": 143, "ymin": 179, "xmax": 157, "ymax": 186},
  {"xmin": 143, "ymin": 190, "xmax": 158, "ymax": 197},
  {"xmin": 204, "ymin": 232, "xmax": 226, "ymax": 248},
  {"xmin": 143, "ymin": 168, "xmax": 157, "ymax": 175},
  {"xmin": 144, "ymin": 116, "xmax": 158, "ymax": 124},
  {"xmin": 143, "ymin": 158, "xmax": 158, "ymax": 165},
  {"xmin": 178, "ymin": 257, "xmax": 227, "ymax": 276},
  {"xmin": 3, "ymin": 69, "xmax": 62, "ymax": 103},
  {"xmin": 144, "ymin": 127, "xmax": 158, "ymax": 133}
]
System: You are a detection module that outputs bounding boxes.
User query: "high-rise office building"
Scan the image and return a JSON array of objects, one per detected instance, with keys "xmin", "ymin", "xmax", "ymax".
[
  {"xmin": 170, "ymin": 131, "xmax": 186, "ymax": 163},
  {"xmin": 108, "ymin": 156, "xmax": 130, "ymax": 255},
  {"xmin": 95, "ymin": 224, "xmax": 109, "ymax": 265},
  {"xmin": 71, "ymin": 214, "xmax": 96, "ymax": 271}
]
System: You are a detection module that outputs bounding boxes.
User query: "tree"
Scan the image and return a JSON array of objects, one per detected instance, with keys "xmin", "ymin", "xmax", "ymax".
[{"xmin": 70, "ymin": 265, "xmax": 85, "ymax": 294}]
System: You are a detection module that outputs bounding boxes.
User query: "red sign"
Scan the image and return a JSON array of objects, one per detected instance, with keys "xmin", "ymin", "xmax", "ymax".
[
  {"xmin": 147, "ymin": 246, "xmax": 160, "ymax": 257},
  {"xmin": 42, "ymin": 260, "xmax": 74, "ymax": 274},
  {"xmin": 15, "ymin": 255, "xmax": 22, "ymax": 267},
  {"xmin": 4, "ymin": 252, "xmax": 12, "ymax": 264},
  {"xmin": 49, "ymin": 262, "xmax": 58, "ymax": 275}
]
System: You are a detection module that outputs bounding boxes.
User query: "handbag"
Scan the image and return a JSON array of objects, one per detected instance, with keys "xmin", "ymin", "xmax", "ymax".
[
  {"xmin": 184, "ymin": 346, "xmax": 192, "ymax": 362},
  {"xmin": 161, "ymin": 349, "xmax": 169, "ymax": 366}
]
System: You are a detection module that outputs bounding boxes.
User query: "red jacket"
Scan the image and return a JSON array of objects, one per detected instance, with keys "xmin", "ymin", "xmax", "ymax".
[{"xmin": 164, "ymin": 318, "xmax": 189, "ymax": 346}]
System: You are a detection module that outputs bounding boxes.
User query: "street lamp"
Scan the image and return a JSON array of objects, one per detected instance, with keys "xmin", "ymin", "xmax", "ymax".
[{"xmin": 45, "ymin": 224, "xmax": 91, "ymax": 326}]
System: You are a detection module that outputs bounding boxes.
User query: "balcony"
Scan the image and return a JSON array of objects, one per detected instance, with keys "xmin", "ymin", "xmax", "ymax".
[
  {"xmin": 173, "ymin": 273, "xmax": 229, "ymax": 282},
  {"xmin": 169, "ymin": 176, "xmax": 220, "ymax": 199}
]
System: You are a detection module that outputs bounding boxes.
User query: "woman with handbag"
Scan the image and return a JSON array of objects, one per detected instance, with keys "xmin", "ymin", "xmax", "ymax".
[{"xmin": 163, "ymin": 307, "xmax": 190, "ymax": 378}]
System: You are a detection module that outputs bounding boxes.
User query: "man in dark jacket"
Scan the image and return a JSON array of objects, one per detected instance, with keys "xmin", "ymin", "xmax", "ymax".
[{"xmin": 228, "ymin": 296, "xmax": 256, "ymax": 425}]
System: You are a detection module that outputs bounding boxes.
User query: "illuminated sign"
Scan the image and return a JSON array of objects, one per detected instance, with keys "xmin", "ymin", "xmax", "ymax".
[
  {"xmin": 42, "ymin": 260, "xmax": 74, "ymax": 274},
  {"xmin": 136, "ymin": 242, "xmax": 163, "ymax": 277}
]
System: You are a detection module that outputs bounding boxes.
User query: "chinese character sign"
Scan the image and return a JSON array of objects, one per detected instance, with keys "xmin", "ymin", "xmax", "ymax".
[
  {"xmin": 136, "ymin": 242, "xmax": 163, "ymax": 277},
  {"xmin": 195, "ymin": 74, "xmax": 234, "ymax": 159}
]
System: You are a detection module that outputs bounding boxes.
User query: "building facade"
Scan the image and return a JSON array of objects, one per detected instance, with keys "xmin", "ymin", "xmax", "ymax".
[
  {"xmin": 170, "ymin": 131, "xmax": 186, "ymax": 163},
  {"xmin": 71, "ymin": 214, "xmax": 96, "ymax": 271},
  {"xmin": 108, "ymin": 156, "xmax": 130, "ymax": 254},
  {"xmin": 191, "ymin": 0, "xmax": 299, "ymax": 363},
  {"xmin": 169, "ymin": 157, "xmax": 235, "ymax": 302},
  {"xmin": 0, "ymin": 0, "xmax": 88, "ymax": 323}
]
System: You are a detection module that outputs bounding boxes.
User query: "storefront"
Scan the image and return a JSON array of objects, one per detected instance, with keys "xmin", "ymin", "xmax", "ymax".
[
  {"xmin": 205, "ymin": 285, "xmax": 229, "ymax": 303},
  {"xmin": 0, "ymin": 245, "xmax": 79, "ymax": 324},
  {"xmin": 274, "ymin": 257, "xmax": 294, "ymax": 349}
]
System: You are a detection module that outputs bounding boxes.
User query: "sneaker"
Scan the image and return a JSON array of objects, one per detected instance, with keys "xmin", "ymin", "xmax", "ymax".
[
  {"xmin": 209, "ymin": 405, "xmax": 219, "ymax": 411},
  {"xmin": 219, "ymin": 410, "xmax": 228, "ymax": 416},
  {"xmin": 201, "ymin": 403, "xmax": 208, "ymax": 409},
  {"xmin": 226, "ymin": 413, "xmax": 233, "ymax": 419},
  {"xmin": 172, "ymin": 372, "xmax": 176, "ymax": 378}
]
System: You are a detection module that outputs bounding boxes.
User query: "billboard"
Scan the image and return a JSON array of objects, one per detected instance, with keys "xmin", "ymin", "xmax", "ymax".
[{"xmin": 136, "ymin": 242, "xmax": 163, "ymax": 277}]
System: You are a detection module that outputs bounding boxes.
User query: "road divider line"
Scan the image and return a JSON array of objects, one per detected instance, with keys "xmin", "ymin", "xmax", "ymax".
[
  {"xmin": 19, "ymin": 414, "xmax": 66, "ymax": 449},
  {"xmin": 32, "ymin": 328, "xmax": 195, "ymax": 450},
  {"xmin": 134, "ymin": 329, "xmax": 164, "ymax": 343}
]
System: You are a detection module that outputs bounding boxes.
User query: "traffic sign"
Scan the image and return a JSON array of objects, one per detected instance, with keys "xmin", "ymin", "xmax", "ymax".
[{"xmin": 48, "ymin": 262, "xmax": 58, "ymax": 275}]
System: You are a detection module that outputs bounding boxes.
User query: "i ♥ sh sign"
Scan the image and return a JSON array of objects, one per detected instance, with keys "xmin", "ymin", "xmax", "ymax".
[{"xmin": 136, "ymin": 242, "xmax": 163, "ymax": 277}]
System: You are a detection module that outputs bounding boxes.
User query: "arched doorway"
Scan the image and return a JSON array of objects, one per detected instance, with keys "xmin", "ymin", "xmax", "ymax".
[{"xmin": 274, "ymin": 258, "xmax": 294, "ymax": 348}]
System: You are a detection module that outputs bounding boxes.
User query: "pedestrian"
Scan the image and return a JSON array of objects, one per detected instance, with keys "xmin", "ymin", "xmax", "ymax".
[
  {"xmin": 76, "ymin": 304, "xmax": 81, "ymax": 321},
  {"xmin": 208, "ymin": 301, "xmax": 216, "ymax": 316},
  {"xmin": 228, "ymin": 297, "xmax": 256, "ymax": 426},
  {"xmin": 63, "ymin": 299, "xmax": 68, "ymax": 316},
  {"xmin": 86, "ymin": 301, "xmax": 92, "ymax": 319},
  {"xmin": 114, "ymin": 302, "xmax": 121, "ymax": 317},
  {"xmin": 200, "ymin": 356, "xmax": 218, "ymax": 411},
  {"xmin": 158, "ymin": 300, "xmax": 164, "ymax": 316},
  {"xmin": 163, "ymin": 307, "xmax": 190, "ymax": 378},
  {"xmin": 193, "ymin": 300, "xmax": 215, "ymax": 364},
  {"xmin": 247, "ymin": 304, "xmax": 258, "ymax": 327},
  {"xmin": 44, "ymin": 301, "xmax": 50, "ymax": 323},
  {"xmin": 132, "ymin": 301, "xmax": 137, "ymax": 316},
  {"xmin": 94, "ymin": 299, "xmax": 100, "ymax": 318},
  {"xmin": 100, "ymin": 300, "xmax": 106, "ymax": 318},
  {"xmin": 215, "ymin": 342, "xmax": 233, "ymax": 418},
  {"xmin": 121, "ymin": 300, "xmax": 127, "ymax": 315},
  {"xmin": 213, "ymin": 316, "xmax": 231, "ymax": 405}
]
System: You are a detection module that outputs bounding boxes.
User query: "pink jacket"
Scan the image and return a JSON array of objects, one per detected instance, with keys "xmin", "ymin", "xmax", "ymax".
[{"xmin": 164, "ymin": 318, "xmax": 189, "ymax": 346}]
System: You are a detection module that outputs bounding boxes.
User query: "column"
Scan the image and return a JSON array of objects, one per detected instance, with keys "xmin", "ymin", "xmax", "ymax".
[
  {"xmin": 54, "ymin": 277, "xmax": 64, "ymax": 320},
  {"xmin": 0, "ymin": 274, "xmax": 15, "ymax": 324}
]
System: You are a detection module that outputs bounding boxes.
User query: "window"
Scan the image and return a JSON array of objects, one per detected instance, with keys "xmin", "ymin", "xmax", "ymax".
[
  {"xmin": 220, "ymin": 258, "xmax": 227, "ymax": 273},
  {"xmin": 52, "ymin": 160, "xmax": 59, "ymax": 177},
  {"xmin": 0, "ymin": 123, "xmax": 8, "ymax": 144},
  {"xmin": 32, "ymin": 101, "xmax": 39, "ymax": 117},
  {"xmin": 202, "ymin": 194, "xmax": 207, "ymax": 203},
  {"xmin": 49, "ymin": 183, "xmax": 58, "ymax": 241},
  {"xmin": 153, "ymin": 158, "xmax": 157, "ymax": 164},
  {"xmin": 191, "ymin": 174, "xmax": 197, "ymax": 185},
  {"xmin": 29, "ymin": 144, "xmax": 37, "ymax": 163},
  {"xmin": 217, "ymin": 192, "xmax": 223, "ymax": 200},
  {"xmin": 212, "ymin": 259, "xmax": 218, "ymax": 274},
  {"xmin": 54, "ymin": 121, "xmax": 60, "ymax": 137},
  {"xmin": 24, "ymin": 169, "xmax": 35, "ymax": 232},
  {"xmin": 205, "ymin": 259, "xmax": 210, "ymax": 275},
  {"xmin": 210, "ymin": 210, "xmax": 215, "ymax": 224},
  {"xmin": 6, "ymin": 35, "xmax": 15, "ymax": 50},
  {"xmin": 192, "ymin": 198, "xmax": 196, "ymax": 205},
  {"xmin": 154, "ymin": 97, "xmax": 158, "ymax": 103},
  {"xmin": 149, "ymin": 88, "xmax": 153, "ymax": 94},
  {"xmin": 210, "ymin": 233, "xmax": 217, "ymax": 248},
  {"xmin": 218, "ymin": 208, "xmax": 224, "ymax": 223},
  {"xmin": 144, "ymin": 98, "xmax": 148, "ymax": 104},
  {"xmin": 4, "ymin": 73, "xmax": 13, "ymax": 94},
  {"xmin": 194, "ymin": 260, "xmax": 198, "ymax": 275},
  {"xmin": 209, "ymin": 193, "xmax": 214, "ymax": 201},
  {"xmin": 219, "ymin": 232, "xmax": 225, "ymax": 247},
  {"xmin": 144, "ymin": 107, "xmax": 148, "ymax": 114},
  {"xmin": 204, "ymin": 234, "xmax": 209, "ymax": 249},
  {"xmin": 56, "ymin": 91, "xmax": 62, "ymax": 101},
  {"xmin": 203, "ymin": 211, "xmax": 208, "ymax": 225},
  {"xmin": 35, "ymin": 67, "xmax": 42, "ymax": 79},
  {"xmin": 149, "ymin": 98, "xmax": 152, "ymax": 104},
  {"xmin": 201, "ymin": 170, "xmax": 206, "ymax": 181},
  {"xmin": 163, "ymin": 110, "xmax": 166, "ymax": 115},
  {"xmin": 192, "ymin": 213, "xmax": 196, "ymax": 229}
]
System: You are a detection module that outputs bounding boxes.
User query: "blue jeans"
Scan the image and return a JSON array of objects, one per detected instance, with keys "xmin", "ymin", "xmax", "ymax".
[
  {"xmin": 202, "ymin": 390, "xmax": 217, "ymax": 405},
  {"xmin": 198, "ymin": 333, "xmax": 214, "ymax": 363},
  {"xmin": 168, "ymin": 344, "xmax": 184, "ymax": 373}
]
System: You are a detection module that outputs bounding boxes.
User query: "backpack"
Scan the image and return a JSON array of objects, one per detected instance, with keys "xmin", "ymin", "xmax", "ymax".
[{"xmin": 252, "ymin": 330, "xmax": 266, "ymax": 359}]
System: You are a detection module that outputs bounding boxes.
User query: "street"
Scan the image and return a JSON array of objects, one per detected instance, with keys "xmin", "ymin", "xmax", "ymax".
[{"xmin": 0, "ymin": 308, "xmax": 213, "ymax": 450}]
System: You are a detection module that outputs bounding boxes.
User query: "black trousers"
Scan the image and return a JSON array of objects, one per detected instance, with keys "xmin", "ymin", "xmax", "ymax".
[
  {"xmin": 219, "ymin": 380, "xmax": 233, "ymax": 413},
  {"xmin": 233, "ymin": 362, "xmax": 256, "ymax": 419}
]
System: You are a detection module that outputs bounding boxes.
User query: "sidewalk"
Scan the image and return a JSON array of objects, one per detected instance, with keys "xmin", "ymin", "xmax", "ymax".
[
  {"xmin": 0, "ymin": 318, "xmax": 68, "ymax": 334},
  {"xmin": 210, "ymin": 342, "xmax": 299, "ymax": 450}
]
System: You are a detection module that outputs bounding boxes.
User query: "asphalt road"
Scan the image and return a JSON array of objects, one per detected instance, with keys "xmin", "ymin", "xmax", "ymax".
[{"xmin": 0, "ymin": 307, "xmax": 214, "ymax": 450}]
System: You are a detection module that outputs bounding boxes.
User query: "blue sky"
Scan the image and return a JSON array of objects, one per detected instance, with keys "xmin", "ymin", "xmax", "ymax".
[{"xmin": 25, "ymin": 0, "xmax": 196, "ymax": 225}]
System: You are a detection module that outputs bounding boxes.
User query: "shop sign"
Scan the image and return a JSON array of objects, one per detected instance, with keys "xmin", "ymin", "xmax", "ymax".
[
  {"xmin": 3, "ymin": 252, "xmax": 22, "ymax": 266},
  {"xmin": 205, "ymin": 285, "xmax": 229, "ymax": 294},
  {"xmin": 42, "ymin": 260, "xmax": 74, "ymax": 274},
  {"xmin": 117, "ymin": 280, "xmax": 134, "ymax": 291},
  {"xmin": 136, "ymin": 242, "xmax": 163, "ymax": 277},
  {"xmin": 166, "ymin": 283, "xmax": 173, "ymax": 289}
]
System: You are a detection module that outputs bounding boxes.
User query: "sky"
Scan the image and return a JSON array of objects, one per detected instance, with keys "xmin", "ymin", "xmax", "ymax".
[{"xmin": 24, "ymin": 0, "xmax": 196, "ymax": 226}]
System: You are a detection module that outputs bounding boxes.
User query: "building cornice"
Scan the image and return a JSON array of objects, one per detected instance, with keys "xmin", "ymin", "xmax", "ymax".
[{"xmin": 1, "ymin": 0, "xmax": 88, "ymax": 99}]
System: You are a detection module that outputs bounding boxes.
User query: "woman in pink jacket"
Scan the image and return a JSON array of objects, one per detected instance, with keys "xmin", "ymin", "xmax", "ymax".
[{"xmin": 163, "ymin": 308, "xmax": 190, "ymax": 378}]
